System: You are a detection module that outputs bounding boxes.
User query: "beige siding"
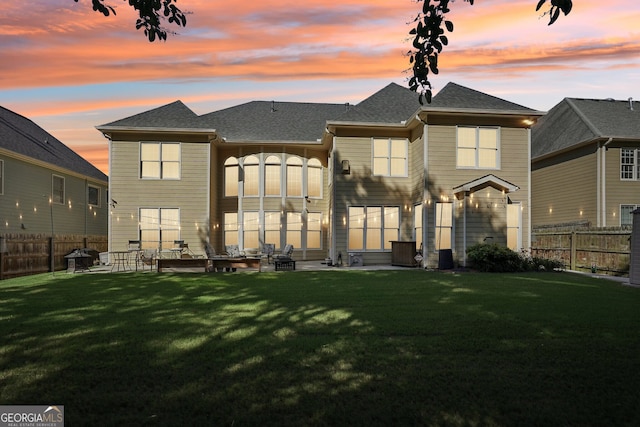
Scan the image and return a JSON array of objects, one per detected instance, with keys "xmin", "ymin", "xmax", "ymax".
[
  {"xmin": 109, "ymin": 140, "xmax": 210, "ymax": 255},
  {"xmin": 532, "ymin": 149, "xmax": 597, "ymax": 227},
  {"xmin": 425, "ymin": 126, "xmax": 530, "ymax": 267},
  {"xmin": 0, "ymin": 153, "xmax": 108, "ymax": 236},
  {"xmin": 605, "ymin": 147, "xmax": 640, "ymax": 226}
]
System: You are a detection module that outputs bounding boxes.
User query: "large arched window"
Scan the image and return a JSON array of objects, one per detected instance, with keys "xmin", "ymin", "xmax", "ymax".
[
  {"xmin": 264, "ymin": 155, "xmax": 281, "ymax": 196},
  {"xmin": 243, "ymin": 155, "xmax": 259, "ymax": 197},
  {"xmin": 286, "ymin": 157, "xmax": 303, "ymax": 197},
  {"xmin": 307, "ymin": 158, "xmax": 322, "ymax": 198},
  {"xmin": 224, "ymin": 157, "xmax": 238, "ymax": 197}
]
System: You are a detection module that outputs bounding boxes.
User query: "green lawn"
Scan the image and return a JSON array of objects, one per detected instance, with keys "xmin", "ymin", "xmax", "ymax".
[{"xmin": 1, "ymin": 270, "xmax": 639, "ymax": 426}]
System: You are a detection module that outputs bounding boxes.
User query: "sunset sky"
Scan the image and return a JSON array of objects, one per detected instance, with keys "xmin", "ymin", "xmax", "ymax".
[{"xmin": 2, "ymin": 0, "xmax": 639, "ymax": 174}]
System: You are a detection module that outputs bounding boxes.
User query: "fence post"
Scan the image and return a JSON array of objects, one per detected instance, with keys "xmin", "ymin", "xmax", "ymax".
[
  {"xmin": 49, "ymin": 237, "xmax": 55, "ymax": 273},
  {"xmin": 570, "ymin": 231, "xmax": 577, "ymax": 271},
  {"xmin": 0, "ymin": 237, "xmax": 5, "ymax": 280}
]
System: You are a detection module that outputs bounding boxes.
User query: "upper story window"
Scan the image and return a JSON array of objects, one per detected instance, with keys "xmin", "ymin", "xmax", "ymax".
[
  {"xmin": 265, "ymin": 155, "xmax": 281, "ymax": 196},
  {"xmin": 88, "ymin": 185, "xmax": 100, "ymax": 207},
  {"xmin": 243, "ymin": 155, "xmax": 259, "ymax": 196},
  {"xmin": 140, "ymin": 142, "xmax": 180, "ymax": 179},
  {"xmin": 621, "ymin": 149, "xmax": 639, "ymax": 180},
  {"xmin": 373, "ymin": 138, "xmax": 408, "ymax": 177},
  {"xmin": 457, "ymin": 127, "xmax": 500, "ymax": 169},
  {"xmin": 287, "ymin": 157, "xmax": 303, "ymax": 197},
  {"xmin": 52, "ymin": 175, "xmax": 65, "ymax": 204},
  {"xmin": 224, "ymin": 157, "xmax": 239, "ymax": 197},
  {"xmin": 307, "ymin": 158, "xmax": 322, "ymax": 198}
]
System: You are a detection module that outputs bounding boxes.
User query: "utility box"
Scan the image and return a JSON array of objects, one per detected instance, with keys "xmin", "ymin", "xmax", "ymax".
[{"xmin": 630, "ymin": 208, "xmax": 640, "ymax": 285}]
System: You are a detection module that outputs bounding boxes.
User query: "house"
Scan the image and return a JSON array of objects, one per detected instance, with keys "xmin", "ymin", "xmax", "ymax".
[
  {"xmin": 531, "ymin": 97, "xmax": 640, "ymax": 228},
  {"xmin": 98, "ymin": 82, "xmax": 543, "ymax": 267},
  {"xmin": 0, "ymin": 106, "xmax": 108, "ymax": 237}
]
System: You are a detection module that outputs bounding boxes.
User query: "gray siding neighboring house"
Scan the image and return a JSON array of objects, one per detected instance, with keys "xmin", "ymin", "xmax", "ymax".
[
  {"xmin": 532, "ymin": 97, "xmax": 640, "ymax": 228},
  {"xmin": 0, "ymin": 106, "xmax": 108, "ymax": 236}
]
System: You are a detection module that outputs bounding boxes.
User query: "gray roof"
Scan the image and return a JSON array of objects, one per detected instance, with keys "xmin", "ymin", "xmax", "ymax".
[
  {"xmin": 532, "ymin": 97, "xmax": 640, "ymax": 159},
  {"xmin": 431, "ymin": 82, "xmax": 539, "ymax": 112},
  {"xmin": 199, "ymin": 101, "xmax": 348, "ymax": 142},
  {"xmin": 334, "ymin": 83, "xmax": 421, "ymax": 123},
  {"xmin": 0, "ymin": 106, "xmax": 107, "ymax": 182},
  {"xmin": 99, "ymin": 100, "xmax": 208, "ymax": 130}
]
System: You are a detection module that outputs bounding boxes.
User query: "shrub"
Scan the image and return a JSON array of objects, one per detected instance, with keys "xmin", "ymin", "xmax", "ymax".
[{"xmin": 466, "ymin": 244, "xmax": 566, "ymax": 273}]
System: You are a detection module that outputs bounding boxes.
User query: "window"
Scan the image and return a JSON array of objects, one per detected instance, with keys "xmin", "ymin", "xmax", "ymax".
[
  {"xmin": 373, "ymin": 138, "xmax": 408, "ymax": 177},
  {"xmin": 307, "ymin": 158, "xmax": 323, "ymax": 198},
  {"xmin": 307, "ymin": 212, "xmax": 322, "ymax": 249},
  {"xmin": 140, "ymin": 142, "xmax": 180, "ymax": 179},
  {"xmin": 224, "ymin": 157, "xmax": 239, "ymax": 197},
  {"xmin": 264, "ymin": 211, "xmax": 281, "ymax": 249},
  {"xmin": 286, "ymin": 157, "xmax": 303, "ymax": 197},
  {"xmin": 507, "ymin": 203, "xmax": 521, "ymax": 251},
  {"xmin": 457, "ymin": 127, "xmax": 499, "ymax": 169},
  {"xmin": 621, "ymin": 205, "xmax": 639, "ymax": 226},
  {"xmin": 414, "ymin": 204, "xmax": 423, "ymax": 251},
  {"xmin": 621, "ymin": 149, "xmax": 639, "ymax": 180},
  {"xmin": 265, "ymin": 155, "xmax": 281, "ymax": 196},
  {"xmin": 243, "ymin": 156, "xmax": 259, "ymax": 196},
  {"xmin": 52, "ymin": 175, "xmax": 65, "ymax": 204},
  {"xmin": 435, "ymin": 202, "xmax": 452, "ymax": 250},
  {"xmin": 286, "ymin": 212, "xmax": 302, "ymax": 249},
  {"xmin": 348, "ymin": 206, "xmax": 399, "ymax": 251},
  {"xmin": 139, "ymin": 208, "xmax": 180, "ymax": 250},
  {"xmin": 243, "ymin": 211, "xmax": 260, "ymax": 248},
  {"xmin": 0, "ymin": 160, "xmax": 4, "ymax": 195},
  {"xmin": 88, "ymin": 185, "xmax": 100, "ymax": 207},
  {"xmin": 224, "ymin": 212, "xmax": 238, "ymax": 246}
]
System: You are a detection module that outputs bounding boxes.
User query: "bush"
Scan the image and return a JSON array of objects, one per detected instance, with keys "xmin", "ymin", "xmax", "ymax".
[{"xmin": 466, "ymin": 243, "xmax": 565, "ymax": 273}]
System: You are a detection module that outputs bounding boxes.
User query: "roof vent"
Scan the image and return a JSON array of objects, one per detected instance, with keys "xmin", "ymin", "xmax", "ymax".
[
  {"xmin": 345, "ymin": 102, "xmax": 350, "ymax": 111},
  {"xmin": 629, "ymin": 97, "xmax": 634, "ymax": 111},
  {"xmin": 270, "ymin": 101, "xmax": 277, "ymax": 113}
]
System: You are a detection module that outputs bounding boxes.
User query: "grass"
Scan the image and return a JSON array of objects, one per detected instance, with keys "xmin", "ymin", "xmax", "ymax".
[{"xmin": 1, "ymin": 270, "xmax": 639, "ymax": 426}]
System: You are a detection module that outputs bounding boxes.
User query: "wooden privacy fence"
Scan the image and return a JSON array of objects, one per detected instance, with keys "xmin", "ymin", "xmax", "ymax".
[
  {"xmin": 0, "ymin": 234, "xmax": 107, "ymax": 280},
  {"xmin": 532, "ymin": 229, "xmax": 631, "ymax": 276}
]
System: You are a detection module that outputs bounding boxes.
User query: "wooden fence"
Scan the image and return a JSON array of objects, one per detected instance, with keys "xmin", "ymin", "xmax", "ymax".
[
  {"xmin": 0, "ymin": 234, "xmax": 107, "ymax": 280},
  {"xmin": 531, "ymin": 229, "xmax": 631, "ymax": 276}
]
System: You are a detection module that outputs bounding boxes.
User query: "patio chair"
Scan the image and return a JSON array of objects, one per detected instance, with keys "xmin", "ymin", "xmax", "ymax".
[
  {"xmin": 261, "ymin": 243, "xmax": 275, "ymax": 264},
  {"xmin": 140, "ymin": 249, "xmax": 157, "ymax": 271}
]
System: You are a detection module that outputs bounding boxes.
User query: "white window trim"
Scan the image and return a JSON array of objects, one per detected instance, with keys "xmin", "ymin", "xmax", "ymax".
[
  {"xmin": 371, "ymin": 138, "xmax": 409, "ymax": 177},
  {"xmin": 620, "ymin": 148, "xmax": 639, "ymax": 181},
  {"xmin": 347, "ymin": 205, "xmax": 400, "ymax": 252},
  {"xmin": 88, "ymin": 184, "xmax": 101, "ymax": 207},
  {"xmin": 52, "ymin": 174, "xmax": 65, "ymax": 205},
  {"xmin": 140, "ymin": 141, "xmax": 182, "ymax": 180},
  {"xmin": 456, "ymin": 126, "xmax": 501, "ymax": 170},
  {"xmin": 620, "ymin": 204, "xmax": 639, "ymax": 226}
]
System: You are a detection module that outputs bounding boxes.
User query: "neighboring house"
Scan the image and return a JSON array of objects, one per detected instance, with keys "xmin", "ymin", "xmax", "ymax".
[
  {"xmin": 0, "ymin": 106, "xmax": 108, "ymax": 237},
  {"xmin": 98, "ymin": 82, "xmax": 543, "ymax": 267},
  {"xmin": 532, "ymin": 97, "xmax": 640, "ymax": 228}
]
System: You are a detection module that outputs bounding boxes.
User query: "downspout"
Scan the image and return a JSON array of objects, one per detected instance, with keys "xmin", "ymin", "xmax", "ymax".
[
  {"xmin": 330, "ymin": 133, "xmax": 337, "ymax": 264},
  {"xmin": 527, "ymin": 127, "xmax": 532, "ymax": 254},
  {"xmin": 599, "ymin": 138, "xmax": 614, "ymax": 226},
  {"xmin": 420, "ymin": 116, "xmax": 429, "ymax": 268}
]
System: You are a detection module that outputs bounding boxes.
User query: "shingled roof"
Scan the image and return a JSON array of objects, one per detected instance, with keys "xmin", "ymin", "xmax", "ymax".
[
  {"xmin": 334, "ymin": 83, "xmax": 421, "ymax": 124},
  {"xmin": 431, "ymin": 82, "xmax": 539, "ymax": 112},
  {"xmin": 99, "ymin": 100, "xmax": 208, "ymax": 130},
  {"xmin": 199, "ymin": 101, "xmax": 348, "ymax": 142},
  {"xmin": 532, "ymin": 97, "xmax": 640, "ymax": 159},
  {"xmin": 0, "ymin": 106, "xmax": 107, "ymax": 182}
]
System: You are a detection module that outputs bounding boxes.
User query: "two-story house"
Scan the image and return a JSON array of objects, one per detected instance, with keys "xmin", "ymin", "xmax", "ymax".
[
  {"xmin": 532, "ymin": 97, "xmax": 640, "ymax": 228},
  {"xmin": 0, "ymin": 106, "xmax": 108, "ymax": 237},
  {"xmin": 98, "ymin": 82, "xmax": 543, "ymax": 268}
]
